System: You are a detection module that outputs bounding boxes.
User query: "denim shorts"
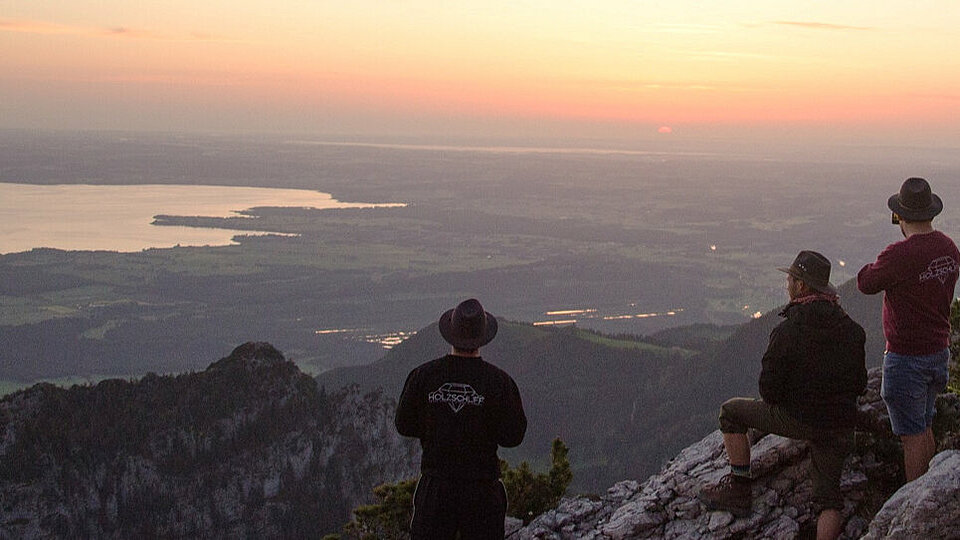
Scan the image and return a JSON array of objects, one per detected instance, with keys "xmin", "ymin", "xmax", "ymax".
[{"xmin": 880, "ymin": 349, "xmax": 950, "ymax": 436}]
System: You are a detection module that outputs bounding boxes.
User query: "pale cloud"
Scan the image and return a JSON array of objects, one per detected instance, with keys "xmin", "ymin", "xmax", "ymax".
[
  {"xmin": 3, "ymin": 71, "xmax": 260, "ymax": 88},
  {"xmin": 98, "ymin": 73, "xmax": 255, "ymax": 86},
  {"xmin": 671, "ymin": 49, "xmax": 820, "ymax": 65},
  {"xmin": 0, "ymin": 18, "xmax": 82, "ymax": 35},
  {"xmin": 0, "ymin": 18, "xmax": 240, "ymax": 42},
  {"xmin": 772, "ymin": 21, "xmax": 874, "ymax": 31},
  {"xmin": 648, "ymin": 23, "xmax": 724, "ymax": 34},
  {"xmin": 101, "ymin": 26, "xmax": 159, "ymax": 39},
  {"xmin": 571, "ymin": 79, "xmax": 766, "ymax": 93},
  {"xmin": 906, "ymin": 92, "xmax": 960, "ymax": 102},
  {"xmin": 688, "ymin": 50, "xmax": 780, "ymax": 60}
]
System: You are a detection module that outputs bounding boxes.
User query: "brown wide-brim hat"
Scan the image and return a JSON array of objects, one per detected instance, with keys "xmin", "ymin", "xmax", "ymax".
[
  {"xmin": 888, "ymin": 177, "xmax": 943, "ymax": 222},
  {"xmin": 438, "ymin": 298, "xmax": 498, "ymax": 350},
  {"xmin": 777, "ymin": 250, "xmax": 837, "ymax": 295}
]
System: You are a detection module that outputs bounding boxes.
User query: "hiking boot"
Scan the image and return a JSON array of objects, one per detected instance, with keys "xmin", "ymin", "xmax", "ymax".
[{"xmin": 699, "ymin": 475, "xmax": 752, "ymax": 517}]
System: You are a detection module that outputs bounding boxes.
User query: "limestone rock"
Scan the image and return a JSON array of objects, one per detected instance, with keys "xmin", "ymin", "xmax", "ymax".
[
  {"xmin": 514, "ymin": 368, "xmax": 959, "ymax": 539},
  {"xmin": 862, "ymin": 450, "xmax": 960, "ymax": 539}
]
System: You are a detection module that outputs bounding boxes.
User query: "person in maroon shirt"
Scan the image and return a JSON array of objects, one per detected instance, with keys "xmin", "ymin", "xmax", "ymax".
[{"xmin": 858, "ymin": 177, "xmax": 960, "ymax": 482}]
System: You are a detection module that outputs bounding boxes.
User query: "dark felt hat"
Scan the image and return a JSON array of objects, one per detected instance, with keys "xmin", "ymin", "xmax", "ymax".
[
  {"xmin": 438, "ymin": 298, "xmax": 498, "ymax": 350},
  {"xmin": 777, "ymin": 250, "xmax": 837, "ymax": 295},
  {"xmin": 888, "ymin": 177, "xmax": 943, "ymax": 222}
]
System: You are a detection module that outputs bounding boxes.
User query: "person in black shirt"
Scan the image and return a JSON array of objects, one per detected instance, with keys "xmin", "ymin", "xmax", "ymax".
[
  {"xmin": 396, "ymin": 298, "xmax": 527, "ymax": 540},
  {"xmin": 699, "ymin": 251, "xmax": 867, "ymax": 540}
]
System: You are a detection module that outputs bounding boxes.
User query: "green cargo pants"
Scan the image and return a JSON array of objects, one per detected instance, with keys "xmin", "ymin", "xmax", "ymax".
[{"xmin": 719, "ymin": 397, "xmax": 853, "ymax": 510}]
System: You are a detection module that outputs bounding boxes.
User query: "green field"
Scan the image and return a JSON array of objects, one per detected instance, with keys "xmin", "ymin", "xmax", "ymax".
[{"xmin": 571, "ymin": 328, "xmax": 698, "ymax": 357}]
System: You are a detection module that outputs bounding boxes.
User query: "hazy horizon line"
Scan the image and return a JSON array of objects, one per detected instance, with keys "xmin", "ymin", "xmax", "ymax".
[{"xmin": 3, "ymin": 127, "xmax": 960, "ymax": 167}]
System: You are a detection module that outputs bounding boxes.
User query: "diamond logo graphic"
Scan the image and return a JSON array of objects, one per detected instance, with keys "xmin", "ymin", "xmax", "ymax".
[
  {"xmin": 920, "ymin": 256, "xmax": 959, "ymax": 285},
  {"xmin": 428, "ymin": 383, "xmax": 485, "ymax": 413}
]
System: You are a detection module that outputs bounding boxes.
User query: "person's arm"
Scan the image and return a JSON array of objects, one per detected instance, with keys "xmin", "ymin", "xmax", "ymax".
[
  {"xmin": 849, "ymin": 325, "xmax": 868, "ymax": 397},
  {"xmin": 758, "ymin": 324, "xmax": 791, "ymax": 404},
  {"xmin": 856, "ymin": 352, "xmax": 867, "ymax": 396},
  {"xmin": 857, "ymin": 244, "xmax": 902, "ymax": 295},
  {"xmin": 497, "ymin": 376, "xmax": 526, "ymax": 448},
  {"xmin": 394, "ymin": 369, "xmax": 422, "ymax": 438}
]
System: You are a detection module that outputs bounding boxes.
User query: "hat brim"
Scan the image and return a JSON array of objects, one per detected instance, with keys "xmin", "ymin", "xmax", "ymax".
[
  {"xmin": 888, "ymin": 192, "xmax": 943, "ymax": 222},
  {"xmin": 438, "ymin": 308, "xmax": 498, "ymax": 349},
  {"xmin": 777, "ymin": 267, "xmax": 837, "ymax": 295}
]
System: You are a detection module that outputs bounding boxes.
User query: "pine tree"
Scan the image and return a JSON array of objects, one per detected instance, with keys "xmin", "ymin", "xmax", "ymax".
[
  {"xmin": 502, "ymin": 438, "xmax": 573, "ymax": 523},
  {"xmin": 341, "ymin": 479, "xmax": 417, "ymax": 540}
]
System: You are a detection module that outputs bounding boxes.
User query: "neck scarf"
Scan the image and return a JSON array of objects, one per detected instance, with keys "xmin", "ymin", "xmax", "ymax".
[
  {"xmin": 791, "ymin": 291, "xmax": 839, "ymax": 306},
  {"xmin": 779, "ymin": 291, "xmax": 840, "ymax": 317}
]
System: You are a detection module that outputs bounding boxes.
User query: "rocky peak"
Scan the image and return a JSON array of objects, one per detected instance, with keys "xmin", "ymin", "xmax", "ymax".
[
  {"xmin": 0, "ymin": 342, "xmax": 418, "ymax": 538},
  {"xmin": 206, "ymin": 341, "xmax": 288, "ymax": 371}
]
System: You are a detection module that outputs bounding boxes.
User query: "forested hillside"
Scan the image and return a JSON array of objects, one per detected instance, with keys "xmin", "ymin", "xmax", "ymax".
[{"xmin": 0, "ymin": 343, "xmax": 417, "ymax": 538}]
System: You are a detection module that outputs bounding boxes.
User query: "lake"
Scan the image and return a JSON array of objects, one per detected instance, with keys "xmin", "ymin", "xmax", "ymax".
[{"xmin": 0, "ymin": 183, "xmax": 404, "ymax": 254}]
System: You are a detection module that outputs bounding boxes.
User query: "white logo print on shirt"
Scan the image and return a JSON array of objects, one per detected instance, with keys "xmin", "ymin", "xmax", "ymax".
[
  {"xmin": 919, "ymin": 256, "xmax": 960, "ymax": 284},
  {"xmin": 428, "ymin": 383, "xmax": 485, "ymax": 413}
]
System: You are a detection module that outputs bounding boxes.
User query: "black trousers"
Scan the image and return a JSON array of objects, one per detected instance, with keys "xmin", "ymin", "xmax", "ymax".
[{"xmin": 410, "ymin": 474, "xmax": 507, "ymax": 540}]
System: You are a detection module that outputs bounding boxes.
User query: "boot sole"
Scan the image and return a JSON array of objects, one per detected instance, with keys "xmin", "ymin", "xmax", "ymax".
[{"xmin": 698, "ymin": 494, "xmax": 751, "ymax": 518}]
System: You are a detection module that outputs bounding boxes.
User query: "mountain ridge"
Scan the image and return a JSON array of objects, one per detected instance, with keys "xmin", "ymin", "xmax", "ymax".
[
  {"xmin": 317, "ymin": 276, "xmax": 885, "ymax": 492},
  {"xmin": 0, "ymin": 342, "xmax": 417, "ymax": 538},
  {"xmin": 318, "ymin": 319, "xmax": 717, "ymax": 491}
]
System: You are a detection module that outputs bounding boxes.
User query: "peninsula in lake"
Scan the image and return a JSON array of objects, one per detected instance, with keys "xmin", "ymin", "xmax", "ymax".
[{"xmin": 1, "ymin": 131, "xmax": 958, "ymax": 393}]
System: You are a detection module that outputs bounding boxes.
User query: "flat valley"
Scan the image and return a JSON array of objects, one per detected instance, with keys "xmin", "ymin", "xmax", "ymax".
[{"xmin": 1, "ymin": 131, "xmax": 958, "ymax": 387}]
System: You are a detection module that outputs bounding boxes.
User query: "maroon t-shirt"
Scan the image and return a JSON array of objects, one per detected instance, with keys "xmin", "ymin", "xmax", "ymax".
[{"xmin": 858, "ymin": 230, "xmax": 960, "ymax": 355}]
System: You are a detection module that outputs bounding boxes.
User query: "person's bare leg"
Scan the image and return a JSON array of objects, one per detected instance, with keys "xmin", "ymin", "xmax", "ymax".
[
  {"xmin": 901, "ymin": 427, "xmax": 936, "ymax": 481},
  {"xmin": 816, "ymin": 509, "xmax": 842, "ymax": 540},
  {"xmin": 723, "ymin": 432, "xmax": 750, "ymax": 468}
]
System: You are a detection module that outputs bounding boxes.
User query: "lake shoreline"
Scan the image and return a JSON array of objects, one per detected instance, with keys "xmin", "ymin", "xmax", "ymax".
[{"xmin": 0, "ymin": 182, "xmax": 404, "ymax": 254}]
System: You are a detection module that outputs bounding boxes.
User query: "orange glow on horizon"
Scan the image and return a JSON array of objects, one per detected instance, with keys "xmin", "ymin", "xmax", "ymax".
[{"xmin": 2, "ymin": 2, "xmax": 960, "ymax": 141}]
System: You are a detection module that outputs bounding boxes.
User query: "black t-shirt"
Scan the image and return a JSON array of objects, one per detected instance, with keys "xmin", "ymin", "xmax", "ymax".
[{"xmin": 395, "ymin": 354, "xmax": 527, "ymax": 480}]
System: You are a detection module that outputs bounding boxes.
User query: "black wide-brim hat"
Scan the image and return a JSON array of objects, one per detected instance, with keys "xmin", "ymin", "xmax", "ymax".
[
  {"xmin": 888, "ymin": 177, "xmax": 943, "ymax": 222},
  {"xmin": 439, "ymin": 298, "xmax": 498, "ymax": 350},
  {"xmin": 777, "ymin": 250, "xmax": 837, "ymax": 295}
]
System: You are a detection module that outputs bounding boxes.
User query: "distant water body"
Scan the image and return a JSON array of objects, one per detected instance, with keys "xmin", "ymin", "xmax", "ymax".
[
  {"xmin": 288, "ymin": 139, "xmax": 729, "ymax": 158},
  {"xmin": 0, "ymin": 183, "xmax": 404, "ymax": 254}
]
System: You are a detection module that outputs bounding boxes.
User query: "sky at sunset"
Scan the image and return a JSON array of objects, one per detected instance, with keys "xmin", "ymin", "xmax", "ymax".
[{"xmin": 2, "ymin": 1, "xmax": 959, "ymax": 144}]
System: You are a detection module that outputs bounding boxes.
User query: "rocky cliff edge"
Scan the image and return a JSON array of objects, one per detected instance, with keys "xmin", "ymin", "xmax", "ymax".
[{"xmin": 512, "ymin": 368, "xmax": 960, "ymax": 539}]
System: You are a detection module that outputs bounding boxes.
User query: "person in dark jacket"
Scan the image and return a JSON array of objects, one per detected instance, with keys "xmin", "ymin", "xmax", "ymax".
[
  {"xmin": 395, "ymin": 298, "xmax": 527, "ymax": 540},
  {"xmin": 699, "ymin": 251, "xmax": 867, "ymax": 540}
]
